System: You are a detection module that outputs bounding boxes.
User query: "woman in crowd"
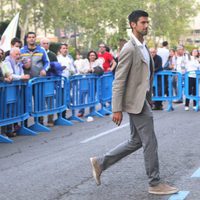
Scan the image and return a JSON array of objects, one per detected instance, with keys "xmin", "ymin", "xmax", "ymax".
[
  {"xmin": 185, "ymin": 49, "xmax": 200, "ymax": 111},
  {"xmin": 76, "ymin": 50, "xmax": 103, "ymax": 75},
  {"xmin": 76, "ymin": 50, "xmax": 103, "ymax": 117}
]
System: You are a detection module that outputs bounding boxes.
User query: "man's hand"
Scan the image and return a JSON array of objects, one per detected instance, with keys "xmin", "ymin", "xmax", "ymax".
[
  {"xmin": 40, "ymin": 69, "xmax": 46, "ymax": 76},
  {"xmin": 21, "ymin": 74, "xmax": 30, "ymax": 80},
  {"xmin": 112, "ymin": 111, "xmax": 123, "ymax": 126},
  {"xmin": 4, "ymin": 76, "xmax": 12, "ymax": 83}
]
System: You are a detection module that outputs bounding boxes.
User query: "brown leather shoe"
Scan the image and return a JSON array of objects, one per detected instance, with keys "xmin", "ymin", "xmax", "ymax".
[
  {"xmin": 90, "ymin": 157, "xmax": 102, "ymax": 186},
  {"xmin": 149, "ymin": 183, "xmax": 178, "ymax": 195}
]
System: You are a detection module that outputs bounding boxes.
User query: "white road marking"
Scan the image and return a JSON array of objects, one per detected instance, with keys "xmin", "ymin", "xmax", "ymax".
[
  {"xmin": 191, "ymin": 167, "xmax": 200, "ymax": 177},
  {"xmin": 80, "ymin": 123, "xmax": 129, "ymax": 144},
  {"xmin": 80, "ymin": 102, "xmax": 183, "ymax": 144}
]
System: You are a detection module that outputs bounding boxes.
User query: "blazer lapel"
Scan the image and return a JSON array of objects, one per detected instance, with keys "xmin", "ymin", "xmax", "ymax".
[{"xmin": 130, "ymin": 38, "xmax": 147, "ymax": 64}]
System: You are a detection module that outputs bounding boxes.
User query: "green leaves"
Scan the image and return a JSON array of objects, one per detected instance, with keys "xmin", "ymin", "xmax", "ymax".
[{"xmin": 0, "ymin": 0, "xmax": 199, "ymax": 49}]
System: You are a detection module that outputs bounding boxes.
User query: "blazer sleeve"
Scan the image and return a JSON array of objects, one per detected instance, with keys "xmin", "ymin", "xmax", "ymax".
[{"xmin": 112, "ymin": 45, "xmax": 133, "ymax": 112}]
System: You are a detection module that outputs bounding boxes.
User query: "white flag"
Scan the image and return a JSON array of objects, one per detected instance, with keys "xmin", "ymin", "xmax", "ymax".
[{"xmin": 0, "ymin": 13, "xmax": 20, "ymax": 52}]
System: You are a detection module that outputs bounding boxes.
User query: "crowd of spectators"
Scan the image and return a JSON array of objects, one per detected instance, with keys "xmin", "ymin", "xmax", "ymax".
[
  {"xmin": 0, "ymin": 32, "xmax": 119, "ymax": 137},
  {"xmin": 1, "ymin": 33, "xmax": 200, "ymax": 138},
  {"xmin": 152, "ymin": 41, "xmax": 200, "ymax": 110}
]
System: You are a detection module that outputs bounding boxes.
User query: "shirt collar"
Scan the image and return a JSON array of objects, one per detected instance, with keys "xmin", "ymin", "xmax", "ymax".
[{"xmin": 131, "ymin": 33, "xmax": 146, "ymax": 47}]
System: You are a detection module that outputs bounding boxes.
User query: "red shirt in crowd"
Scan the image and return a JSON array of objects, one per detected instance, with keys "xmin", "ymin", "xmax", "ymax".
[{"xmin": 98, "ymin": 52, "xmax": 114, "ymax": 72}]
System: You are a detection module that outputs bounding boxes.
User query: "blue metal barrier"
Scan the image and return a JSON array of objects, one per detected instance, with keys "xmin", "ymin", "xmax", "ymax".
[
  {"xmin": 184, "ymin": 71, "xmax": 200, "ymax": 112},
  {"xmin": 68, "ymin": 74, "xmax": 103, "ymax": 122},
  {"xmin": 152, "ymin": 71, "xmax": 182, "ymax": 111},
  {"xmin": 98, "ymin": 72, "xmax": 114, "ymax": 115},
  {"xmin": 0, "ymin": 81, "xmax": 34, "ymax": 143},
  {"xmin": 1, "ymin": 71, "xmax": 193, "ymax": 144},
  {"xmin": 27, "ymin": 76, "xmax": 72, "ymax": 132}
]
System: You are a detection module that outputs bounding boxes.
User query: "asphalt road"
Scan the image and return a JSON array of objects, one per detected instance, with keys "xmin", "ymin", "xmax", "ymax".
[{"xmin": 0, "ymin": 103, "xmax": 200, "ymax": 200}]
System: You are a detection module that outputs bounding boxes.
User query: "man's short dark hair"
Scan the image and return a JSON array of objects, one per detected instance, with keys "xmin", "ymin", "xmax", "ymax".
[
  {"xmin": 162, "ymin": 41, "xmax": 168, "ymax": 47},
  {"xmin": 11, "ymin": 37, "xmax": 22, "ymax": 46},
  {"xmin": 58, "ymin": 43, "xmax": 68, "ymax": 51},
  {"xmin": 26, "ymin": 31, "xmax": 36, "ymax": 38},
  {"xmin": 128, "ymin": 10, "xmax": 148, "ymax": 24}
]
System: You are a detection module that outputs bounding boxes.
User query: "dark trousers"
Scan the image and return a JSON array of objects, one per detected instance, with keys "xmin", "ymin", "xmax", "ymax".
[
  {"xmin": 185, "ymin": 77, "xmax": 196, "ymax": 107},
  {"xmin": 153, "ymin": 76, "xmax": 163, "ymax": 108}
]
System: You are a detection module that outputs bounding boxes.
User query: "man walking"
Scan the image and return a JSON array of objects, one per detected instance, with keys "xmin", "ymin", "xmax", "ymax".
[{"xmin": 90, "ymin": 10, "xmax": 178, "ymax": 195}]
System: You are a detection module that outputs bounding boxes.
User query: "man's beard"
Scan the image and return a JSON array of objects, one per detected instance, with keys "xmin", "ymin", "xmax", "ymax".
[{"xmin": 141, "ymin": 30, "xmax": 148, "ymax": 36}]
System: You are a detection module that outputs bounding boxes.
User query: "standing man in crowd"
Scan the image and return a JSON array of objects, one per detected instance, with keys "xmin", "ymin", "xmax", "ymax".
[
  {"xmin": 157, "ymin": 41, "xmax": 170, "ymax": 97},
  {"xmin": 57, "ymin": 43, "xmax": 76, "ymax": 119},
  {"xmin": 5, "ymin": 37, "xmax": 22, "ymax": 57},
  {"xmin": 20, "ymin": 32, "xmax": 50, "ymax": 78},
  {"xmin": 57, "ymin": 43, "xmax": 76, "ymax": 78},
  {"xmin": 157, "ymin": 41, "xmax": 169, "ymax": 68},
  {"xmin": 20, "ymin": 32, "xmax": 50, "ymax": 125},
  {"xmin": 40, "ymin": 38, "xmax": 57, "ymax": 62},
  {"xmin": 98, "ymin": 43, "xmax": 116, "ymax": 72},
  {"xmin": 173, "ymin": 45, "xmax": 189, "ymax": 103},
  {"xmin": 40, "ymin": 37, "xmax": 58, "ymax": 127},
  {"xmin": 150, "ymin": 48, "xmax": 163, "ymax": 110},
  {"xmin": 90, "ymin": 10, "xmax": 178, "ymax": 195}
]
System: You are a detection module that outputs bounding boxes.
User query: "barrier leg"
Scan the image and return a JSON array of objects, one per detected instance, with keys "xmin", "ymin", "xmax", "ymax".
[
  {"xmin": 0, "ymin": 134, "xmax": 13, "ymax": 143},
  {"xmin": 17, "ymin": 121, "xmax": 38, "ymax": 136},
  {"xmin": 194, "ymin": 100, "xmax": 199, "ymax": 112},
  {"xmin": 54, "ymin": 113, "xmax": 73, "ymax": 126},
  {"xmin": 98, "ymin": 103, "xmax": 112, "ymax": 116},
  {"xmin": 85, "ymin": 106, "xmax": 103, "ymax": 118},
  {"xmin": 68, "ymin": 110, "xmax": 84, "ymax": 122},
  {"xmin": 166, "ymin": 100, "xmax": 174, "ymax": 111},
  {"xmin": 29, "ymin": 117, "xmax": 51, "ymax": 132}
]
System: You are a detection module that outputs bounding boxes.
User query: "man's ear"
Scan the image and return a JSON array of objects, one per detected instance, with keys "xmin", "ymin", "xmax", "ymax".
[{"xmin": 130, "ymin": 21, "xmax": 136, "ymax": 29}]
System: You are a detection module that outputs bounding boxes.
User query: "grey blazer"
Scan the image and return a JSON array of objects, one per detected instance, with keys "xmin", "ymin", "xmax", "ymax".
[{"xmin": 112, "ymin": 37, "xmax": 154, "ymax": 114}]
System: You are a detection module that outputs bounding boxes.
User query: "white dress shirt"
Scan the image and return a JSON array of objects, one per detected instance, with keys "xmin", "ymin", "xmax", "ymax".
[
  {"xmin": 57, "ymin": 54, "xmax": 76, "ymax": 78},
  {"xmin": 131, "ymin": 33, "xmax": 150, "ymax": 90}
]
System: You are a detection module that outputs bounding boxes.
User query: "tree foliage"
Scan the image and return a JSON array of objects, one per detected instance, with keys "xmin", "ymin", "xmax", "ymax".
[{"xmin": 0, "ymin": 0, "xmax": 199, "ymax": 49}]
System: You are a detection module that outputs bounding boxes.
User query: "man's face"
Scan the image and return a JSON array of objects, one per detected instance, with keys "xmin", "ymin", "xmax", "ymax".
[
  {"xmin": 131, "ymin": 16, "xmax": 149, "ymax": 36},
  {"xmin": 99, "ymin": 44, "xmax": 106, "ymax": 53},
  {"xmin": 12, "ymin": 50, "xmax": 21, "ymax": 62},
  {"xmin": 177, "ymin": 48, "xmax": 184, "ymax": 56},
  {"xmin": 60, "ymin": 45, "xmax": 68, "ymax": 56},
  {"xmin": 41, "ymin": 40, "xmax": 49, "ymax": 50},
  {"xmin": 150, "ymin": 49, "xmax": 156, "ymax": 58},
  {"xmin": 26, "ymin": 34, "xmax": 36, "ymax": 46},
  {"xmin": 12, "ymin": 42, "xmax": 21, "ymax": 48}
]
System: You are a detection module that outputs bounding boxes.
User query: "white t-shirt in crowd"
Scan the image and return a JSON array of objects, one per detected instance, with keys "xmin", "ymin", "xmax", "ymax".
[
  {"xmin": 76, "ymin": 58, "xmax": 103, "ymax": 74},
  {"xmin": 186, "ymin": 56, "xmax": 200, "ymax": 78},
  {"xmin": 57, "ymin": 54, "xmax": 76, "ymax": 78},
  {"xmin": 174, "ymin": 54, "xmax": 189, "ymax": 74},
  {"xmin": 157, "ymin": 47, "xmax": 169, "ymax": 67}
]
